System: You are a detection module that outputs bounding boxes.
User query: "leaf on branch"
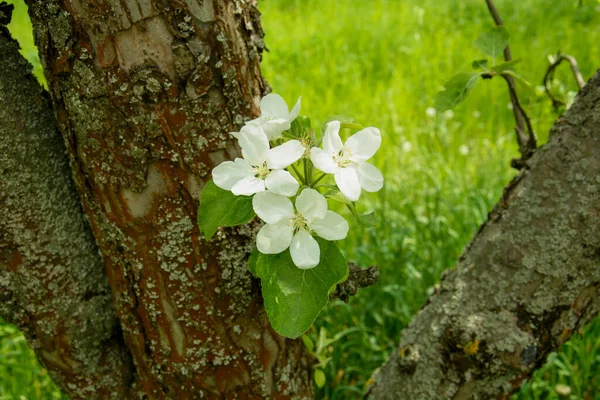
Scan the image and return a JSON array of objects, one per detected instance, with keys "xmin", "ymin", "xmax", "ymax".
[
  {"xmin": 248, "ymin": 246, "xmax": 259, "ymax": 276},
  {"xmin": 474, "ymin": 26, "xmax": 510, "ymax": 58},
  {"xmin": 504, "ymin": 70, "xmax": 537, "ymax": 99},
  {"xmin": 290, "ymin": 115, "xmax": 312, "ymax": 139},
  {"xmin": 256, "ymin": 238, "xmax": 349, "ymax": 338},
  {"xmin": 357, "ymin": 211, "xmax": 377, "ymax": 227},
  {"xmin": 435, "ymin": 72, "xmax": 481, "ymax": 111},
  {"xmin": 197, "ymin": 179, "xmax": 255, "ymax": 240},
  {"xmin": 314, "ymin": 369, "xmax": 326, "ymax": 388},
  {"xmin": 321, "ymin": 115, "xmax": 354, "ymax": 134},
  {"xmin": 325, "ymin": 188, "xmax": 353, "ymax": 206},
  {"xmin": 472, "ymin": 59, "xmax": 489, "ymax": 70},
  {"xmin": 490, "ymin": 59, "xmax": 521, "ymax": 74}
]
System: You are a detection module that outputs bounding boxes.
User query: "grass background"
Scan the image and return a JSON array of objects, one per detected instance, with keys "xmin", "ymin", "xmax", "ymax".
[{"xmin": 1, "ymin": 0, "xmax": 599, "ymax": 399}]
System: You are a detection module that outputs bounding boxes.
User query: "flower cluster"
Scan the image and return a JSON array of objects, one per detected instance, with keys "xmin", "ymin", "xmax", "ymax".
[{"xmin": 212, "ymin": 94, "xmax": 384, "ymax": 269}]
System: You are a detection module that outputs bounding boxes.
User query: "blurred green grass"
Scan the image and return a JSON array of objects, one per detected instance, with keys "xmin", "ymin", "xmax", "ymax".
[{"xmin": 2, "ymin": 0, "xmax": 599, "ymax": 399}]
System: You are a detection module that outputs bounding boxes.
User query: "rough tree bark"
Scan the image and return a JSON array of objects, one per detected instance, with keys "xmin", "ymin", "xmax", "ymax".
[
  {"xmin": 1, "ymin": 0, "xmax": 600, "ymax": 399},
  {"xmin": 0, "ymin": 7, "xmax": 132, "ymax": 397},
  {"xmin": 367, "ymin": 72, "xmax": 600, "ymax": 399},
  {"xmin": 15, "ymin": 0, "xmax": 312, "ymax": 398}
]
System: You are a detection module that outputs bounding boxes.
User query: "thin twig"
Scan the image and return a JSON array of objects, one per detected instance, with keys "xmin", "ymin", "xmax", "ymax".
[
  {"xmin": 484, "ymin": 0, "xmax": 536, "ymax": 169},
  {"xmin": 500, "ymin": 73, "xmax": 536, "ymax": 166},
  {"xmin": 330, "ymin": 263, "xmax": 379, "ymax": 302},
  {"xmin": 543, "ymin": 53, "xmax": 586, "ymax": 108}
]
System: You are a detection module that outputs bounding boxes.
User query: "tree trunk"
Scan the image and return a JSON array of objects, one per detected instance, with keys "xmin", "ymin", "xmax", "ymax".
[
  {"xmin": 21, "ymin": 0, "xmax": 312, "ymax": 398},
  {"xmin": 0, "ymin": 10, "xmax": 132, "ymax": 397},
  {"xmin": 367, "ymin": 72, "xmax": 600, "ymax": 399},
  {"xmin": 3, "ymin": 0, "xmax": 600, "ymax": 398}
]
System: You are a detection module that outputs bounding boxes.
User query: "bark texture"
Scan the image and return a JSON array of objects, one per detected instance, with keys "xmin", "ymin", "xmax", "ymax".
[
  {"xmin": 0, "ymin": 12, "xmax": 132, "ymax": 398},
  {"xmin": 367, "ymin": 72, "xmax": 600, "ymax": 399},
  {"xmin": 24, "ymin": 0, "xmax": 311, "ymax": 398}
]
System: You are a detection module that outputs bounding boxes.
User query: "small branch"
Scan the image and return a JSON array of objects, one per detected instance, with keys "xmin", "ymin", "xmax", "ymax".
[
  {"xmin": 330, "ymin": 263, "xmax": 379, "ymax": 302},
  {"xmin": 543, "ymin": 53, "xmax": 586, "ymax": 108},
  {"xmin": 485, "ymin": 0, "xmax": 536, "ymax": 169},
  {"xmin": 500, "ymin": 72, "xmax": 537, "ymax": 169},
  {"xmin": 484, "ymin": 0, "xmax": 512, "ymax": 61}
]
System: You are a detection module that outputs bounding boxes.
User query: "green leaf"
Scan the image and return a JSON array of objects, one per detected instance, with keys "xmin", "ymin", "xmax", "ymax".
[
  {"xmin": 247, "ymin": 246, "xmax": 259, "ymax": 276},
  {"xmin": 435, "ymin": 72, "xmax": 480, "ymax": 111},
  {"xmin": 321, "ymin": 115, "xmax": 354, "ymax": 134},
  {"xmin": 503, "ymin": 70, "xmax": 537, "ymax": 99},
  {"xmin": 197, "ymin": 179, "xmax": 255, "ymax": 240},
  {"xmin": 314, "ymin": 369, "xmax": 326, "ymax": 388},
  {"xmin": 472, "ymin": 59, "xmax": 489, "ymax": 70},
  {"xmin": 256, "ymin": 239, "xmax": 348, "ymax": 338},
  {"xmin": 290, "ymin": 115, "xmax": 311, "ymax": 139},
  {"xmin": 490, "ymin": 59, "xmax": 521, "ymax": 74},
  {"xmin": 358, "ymin": 211, "xmax": 376, "ymax": 227},
  {"xmin": 474, "ymin": 26, "xmax": 510, "ymax": 58},
  {"xmin": 301, "ymin": 334, "xmax": 315, "ymax": 353},
  {"xmin": 324, "ymin": 189, "xmax": 353, "ymax": 206}
]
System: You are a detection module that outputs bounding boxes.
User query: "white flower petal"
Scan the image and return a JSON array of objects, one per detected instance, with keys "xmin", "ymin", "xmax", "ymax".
[
  {"xmin": 290, "ymin": 230, "xmax": 320, "ymax": 269},
  {"xmin": 212, "ymin": 158, "xmax": 253, "ymax": 190},
  {"xmin": 231, "ymin": 175, "xmax": 265, "ymax": 196},
  {"xmin": 262, "ymin": 119, "xmax": 291, "ymax": 140},
  {"xmin": 266, "ymin": 140, "xmax": 304, "ymax": 170},
  {"xmin": 355, "ymin": 162, "xmax": 384, "ymax": 193},
  {"xmin": 252, "ymin": 191, "xmax": 294, "ymax": 224},
  {"xmin": 256, "ymin": 222, "xmax": 294, "ymax": 254},
  {"xmin": 310, "ymin": 147, "xmax": 339, "ymax": 174},
  {"xmin": 289, "ymin": 96, "xmax": 302, "ymax": 121},
  {"xmin": 260, "ymin": 93, "xmax": 289, "ymax": 119},
  {"xmin": 265, "ymin": 169, "xmax": 299, "ymax": 197},
  {"xmin": 237, "ymin": 124, "xmax": 270, "ymax": 166},
  {"xmin": 295, "ymin": 188, "xmax": 327, "ymax": 222},
  {"xmin": 335, "ymin": 167, "xmax": 361, "ymax": 202},
  {"xmin": 345, "ymin": 127, "xmax": 382, "ymax": 162},
  {"xmin": 311, "ymin": 211, "xmax": 349, "ymax": 241},
  {"xmin": 323, "ymin": 121, "xmax": 343, "ymax": 154}
]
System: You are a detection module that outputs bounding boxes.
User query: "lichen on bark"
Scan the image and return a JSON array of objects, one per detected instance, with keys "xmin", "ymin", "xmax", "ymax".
[
  {"xmin": 0, "ymin": 9, "xmax": 132, "ymax": 398},
  {"xmin": 23, "ymin": 0, "xmax": 313, "ymax": 397},
  {"xmin": 367, "ymin": 71, "xmax": 600, "ymax": 399}
]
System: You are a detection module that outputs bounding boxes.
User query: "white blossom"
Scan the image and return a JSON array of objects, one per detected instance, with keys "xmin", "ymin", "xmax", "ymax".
[
  {"xmin": 425, "ymin": 107, "xmax": 437, "ymax": 118},
  {"xmin": 253, "ymin": 189, "xmax": 349, "ymax": 269},
  {"xmin": 212, "ymin": 124, "xmax": 304, "ymax": 196},
  {"xmin": 248, "ymin": 93, "xmax": 301, "ymax": 140},
  {"xmin": 310, "ymin": 121, "xmax": 384, "ymax": 202}
]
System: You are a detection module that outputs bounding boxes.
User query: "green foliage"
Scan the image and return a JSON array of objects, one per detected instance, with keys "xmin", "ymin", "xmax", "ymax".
[
  {"xmin": 472, "ymin": 59, "xmax": 489, "ymax": 69},
  {"xmin": 289, "ymin": 115, "xmax": 312, "ymax": 138},
  {"xmin": 314, "ymin": 368, "xmax": 326, "ymax": 388},
  {"xmin": 504, "ymin": 69, "xmax": 538, "ymax": 98},
  {"xmin": 490, "ymin": 59, "xmax": 522, "ymax": 73},
  {"xmin": 255, "ymin": 239, "xmax": 349, "ymax": 338},
  {"xmin": 247, "ymin": 246, "xmax": 259, "ymax": 276},
  {"xmin": 4, "ymin": 0, "xmax": 45, "ymax": 86},
  {"xmin": 514, "ymin": 317, "xmax": 600, "ymax": 400},
  {"xmin": 435, "ymin": 72, "xmax": 480, "ymax": 111},
  {"xmin": 260, "ymin": 0, "xmax": 600, "ymax": 398},
  {"xmin": 320, "ymin": 115, "xmax": 355, "ymax": 133},
  {"xmin": 0, "ymin": 319, "xmax": 67, "ymax": 399},
  {"xmin": 3, "ymin": 0, "xmax": 600, "ymax": 398},
  {"xmin": 197, "ymin": 179, "xmax": 255, "ymax": 240},
  {"xmin": 356, "ymin": 211, "xmax": 376, "ymax": 227},
  {"xmin": 474, "ymin": 26, "xmax": 510, "ymax": 57}
]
